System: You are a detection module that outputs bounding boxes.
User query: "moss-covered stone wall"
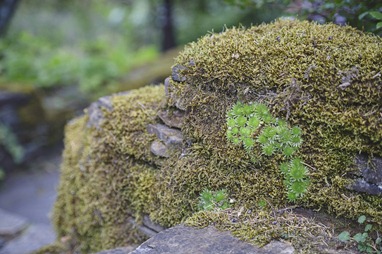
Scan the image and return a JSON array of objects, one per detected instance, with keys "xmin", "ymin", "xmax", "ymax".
[{"xmin": 51, "ymin": 19, "xmax": 381, "ymax": 253}]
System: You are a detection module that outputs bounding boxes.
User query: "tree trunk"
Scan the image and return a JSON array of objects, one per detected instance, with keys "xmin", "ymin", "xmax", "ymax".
[
  {"xmin": 0, "ymin": 0, "xmax": 20, "ymax": 37},
  {"xmin": 161, "ymin": 0, "xmax": 176, "ymax": 52}
]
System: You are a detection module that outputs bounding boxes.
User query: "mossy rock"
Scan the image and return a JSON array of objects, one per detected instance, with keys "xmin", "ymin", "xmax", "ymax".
[{"xmin": 52, "ymin": 20, "xmax": 381, "ymax": 253}]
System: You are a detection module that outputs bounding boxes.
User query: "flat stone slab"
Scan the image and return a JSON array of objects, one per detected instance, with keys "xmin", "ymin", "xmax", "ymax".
[
  {"xmin": 96, "ymin": 246, "xmax": 138, "ymax": 254},
  {"xmin": 0, "ymin": 209, "xmax": 28, "ymax": 237},
  {"xmin": 0, "ymin": 224, "xmax": 55, "ymax": 254},
  {"xmin": 130, "ymin": 225, "xmax": 294, "ymax": 254}
]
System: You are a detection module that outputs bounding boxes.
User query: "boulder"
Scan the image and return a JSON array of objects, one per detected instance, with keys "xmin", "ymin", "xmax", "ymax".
[
  {"xmin": 130, "ymin": 225, "xmax": 294, "ymax": 254},
  {"xmin": 49, "ymin": 20, "xmax": 381, "ymax": 253}
]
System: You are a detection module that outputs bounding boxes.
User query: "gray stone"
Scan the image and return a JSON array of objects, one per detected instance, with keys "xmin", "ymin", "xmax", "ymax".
[
  {"xmin": 0, "ymin": 91, "xmax": 29, "ymax": 107},
  {"xmin": 157, "ymin": 109, "xmax": 184, "ymax": 129},
  {"xmin": 171, "ymin": 64, "xmax": 187, "ymax": 82},
  {"xmin": 150, "ymin": 140, "xmax": 169, "ymax": 158},
  {"xmin": 262, "ymin": 240, "xmax": 294, "ymax": 254},
  {"xmin": 86, "ymin": 91, "xmax": 130, "ymax": 130},
  {"xmin": 147, "ymin": 124, "xmax": 183, "ymax": 158},
  {"xmin": 348, "ymin": 154, "xmax": 382, "ymax": 195},
  {"xmin": 142, "ymin": 216, "xmax": 165, "ymax": 234},
  {"xmin": 0, "ymin": 224, "xmax": 55, "ymax": 254},
  {"xmin": 147, "ymin": 124, "xmax": 183, "ymax": 149},
  {"xmin": 164, "ymin": 77, "xmax": 187, "ymax": 111},
  {"xmin": 0, "ymin": 209, "xmax": 28, "ymax": 237},
  {"xmin": 355, "ymin": 154, "xmax": 382, "ymax": 185},
  {"xmin": 129, "ymin": 225, "xmax": 294, "ymax": 254},
  {"xmin": 95, "ymin": 246, "xmax": 137, "ymax": 254},
  {"xmin": 126, "ymin": 216, "xmax": 165, "ymax": 239},
  {"xmin": 86, "ymin": 95, "xmax": 114, "ymax": 130}
]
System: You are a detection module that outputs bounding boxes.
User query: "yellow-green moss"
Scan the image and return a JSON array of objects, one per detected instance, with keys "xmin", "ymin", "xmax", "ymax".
[
  {"xmin": 164, "ymin": 19, "xmax": 381, "ymax": 225},
  {"xmin": 52, "ymin": 20, "xmax": 381, "ymax": 253},
  {"xmin": 52, "ymin": 85, "xmax": 165, "ymax": 253},
  {"xmin": 185, "ymin": 208, "xmax": 339, "ymax": 253}
]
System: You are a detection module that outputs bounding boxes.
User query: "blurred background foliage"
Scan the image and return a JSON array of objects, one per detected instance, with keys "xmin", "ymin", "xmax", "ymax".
[
  {"xmin": 0, "ymin": 0, "xmax": 380, "ymax": 175},
  {"xmin": 0, "ymin": 0, "xmax": 380, "ymax": 96}
]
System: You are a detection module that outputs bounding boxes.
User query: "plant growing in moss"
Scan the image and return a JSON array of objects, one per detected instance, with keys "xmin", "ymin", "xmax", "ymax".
[
  {"xmin": 198, "ymin": 189, "xmax": 230, "ymax": 211},
  {"xmin": 226, "ymin": 102, "xmax": 309, "ymax": 201},
  {"xmin": 280, "ymin": 159, "xmax": 310, "ymax": 201},
  {"xmin": 339, "ymin": 215, "xmax": 382, "ymax": 253}
]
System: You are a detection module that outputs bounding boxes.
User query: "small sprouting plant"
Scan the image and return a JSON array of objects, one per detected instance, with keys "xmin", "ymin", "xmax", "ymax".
[
  {"xmin": 226, "ymin": 102, "xmax": 309, "ymax": 201},
  {"xmin": 338, "ymin": 215, "xmax": 382, "ymax": 253},
  {"xmin": 280, "ymin": 159, "xmax": 310, "ymax": 201},
  {"xmin": 198, "ymin": 189, "xmax": 230, "ymax": 211}
]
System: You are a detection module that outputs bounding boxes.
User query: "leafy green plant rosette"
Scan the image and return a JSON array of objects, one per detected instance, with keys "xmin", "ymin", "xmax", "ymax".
[
  {"xmin": 198, "ymin": 189, "xmax": 231, "ymax": 211},
  {"xmin": 226, "ymin": 102, "xmax": 309, "ymax": 201}
]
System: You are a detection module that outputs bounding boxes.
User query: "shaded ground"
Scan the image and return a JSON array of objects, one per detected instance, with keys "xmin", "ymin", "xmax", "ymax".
[
  {"xmin": 0, "ymin": 146, "xmax": 61, "ymax": 226},
  {"xmin": 0, "ymin": 146, "xmax": 62, "ymax": 254}
]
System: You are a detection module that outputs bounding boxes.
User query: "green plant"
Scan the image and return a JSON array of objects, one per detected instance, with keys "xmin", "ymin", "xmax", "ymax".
[
  {"xmin": 280, "ymin": 159, "xmax": 310, "ymax": 201},
  {"xmin": 360, "ymin": 11, "xmax": 382, "ymax": 30},
  {"xmin": 198, "ymin": 189, "xmax": 230, "ymax": 211},
  {"xmin": 339, "ymin": 215, "xmax": 382, "ymax": 253},
  {"xmin": 0, "ymin": 124, "xmax": 24, "ymax": 164},
  {"xmin": 226, "ymin": 102, "xmax": 309, "ymax": 201}
]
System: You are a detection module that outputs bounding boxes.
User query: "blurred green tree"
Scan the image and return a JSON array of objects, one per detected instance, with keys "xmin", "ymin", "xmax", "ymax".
[{"xmin": 225, "ymin": 0, "xmax": 382, "ymax": 35}]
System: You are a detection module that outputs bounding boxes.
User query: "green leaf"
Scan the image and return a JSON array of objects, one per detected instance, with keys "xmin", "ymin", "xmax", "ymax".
[
  {"xmin": 375, "ymin": 237, "xmax": 381, "ymax": 245},
  {"xmin": 257, "ymin": 133, "xmax": 269, "ymax": 145},
  {"xmin": 214, "ymin": 190, "xmax": 228, "ymax": 202},
  {"xmin": 287, "ymin": 191, "xmax": 297, "ymax": 201},
  {"xmin": 248, "ymin": 116, "xmax": 261, "ymax": 129},
  {"xmin": 240, "ymin": 127, "xmax": 252, "ymax": 137},
  {"xmin": 369, "ymin": 11, "xmax": 382, "ymax": 20},
  {"xmin": 365, "ymin": 224, "xmax": 372, "ymax": 232},
  {"xmin": 227, "ymin": 118, "xmax": 236, "ymax": 127},
  {"xmin": 358, "ymin": 11, "xmax": 369, "ymax": 20},
  {"xmin": 358, "ymin": 215, "xmax": 367, "ymax": 224},
  {"xmin": 280, "ymin": 162, "xmax": 289, "ymax": 174},
  {"xmin": 289, "ymin": 162, "xmax": 307, "ymax": 181},
  {"xmin": 262, "ymin": 144, "xmax": 275, "ymax": 156},
  {"xmin": 289, "ymin": 181, "xmax": 308, "ymax": 195},
  {"xmin": 243, "ymin": 137, "xmax": 255, "ymax": 150},
  {"xmin": 282, "ymin": 146, "xmax": 296, "ymax": 157},
  {"xmin": 377, "ymin": 22, "xmax": 382, "ymax": 30},
  {"xmin": 338, "ymin": 231, "xmax": 351, "ymax": 242},
  {"xmin": 353, "ymin": 232, "xmax": 367, "ymax": 243},
  {"xmin": 236, "ymin": 115, "xmax": 247, "ymax": 127}
]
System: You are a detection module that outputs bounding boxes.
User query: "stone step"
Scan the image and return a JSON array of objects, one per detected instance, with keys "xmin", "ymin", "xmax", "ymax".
[{"xmin": 0, "ymin": 209, "xmax": 55, "ymax": 254}]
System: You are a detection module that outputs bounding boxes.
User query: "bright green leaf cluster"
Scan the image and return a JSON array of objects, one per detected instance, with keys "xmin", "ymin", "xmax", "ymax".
[
  {"xmin": 226, "ymin": 102, "xmax": 302, "ymax": 157},
  {"xmin": 226, "ymin": 102, "xmax": 309, "ymax": 201},
  {"xmin": 339, "ymin": 215, "xmax": 382, "ymax": 253},
  {"xmin": 198, "ymin": 189, "xmax": 230, "ymax": 211},
  {"xmin": 280, "ymin": 159, "xmax": 310, "ymax": 201}
]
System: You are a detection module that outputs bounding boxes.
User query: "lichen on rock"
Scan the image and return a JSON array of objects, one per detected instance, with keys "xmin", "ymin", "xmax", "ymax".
[{"xmin": 50, "ymin": 19, "xmax": 381, "ymax": 253}]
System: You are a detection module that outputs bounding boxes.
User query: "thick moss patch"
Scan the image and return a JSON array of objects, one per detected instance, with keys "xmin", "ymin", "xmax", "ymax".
[
  {"xmin": 52, "ymin": 20, "xmax": 381, "ymax": 253},
  {"xmin": 52, "ymin": 86, "xmax": 165, "ymax": 253},
  {"xmin": 164, "ymin": 19, "xmax": 381, "ymax": 225}
]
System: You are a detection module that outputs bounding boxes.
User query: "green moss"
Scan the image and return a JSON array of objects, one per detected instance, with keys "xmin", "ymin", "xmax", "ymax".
[
  {"xmin": 162, "ymin": 19, "xmax": 381, "ymax": 249},
  {"xmin": 52, "ymin": 85, "xmax": 165, "ymax": 253},
  {"xmin": 52, "ymin": 19, "xmax": 381, "ymax": 253},
  {"xmin": 185, "ymin": 208, "xmax": 339, "ymax": 253}
]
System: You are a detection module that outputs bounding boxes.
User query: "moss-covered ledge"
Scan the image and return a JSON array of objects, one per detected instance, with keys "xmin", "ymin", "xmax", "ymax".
[{"xmin": 43, "ymin": 19, "xmax": 381, "ymax": 254}]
